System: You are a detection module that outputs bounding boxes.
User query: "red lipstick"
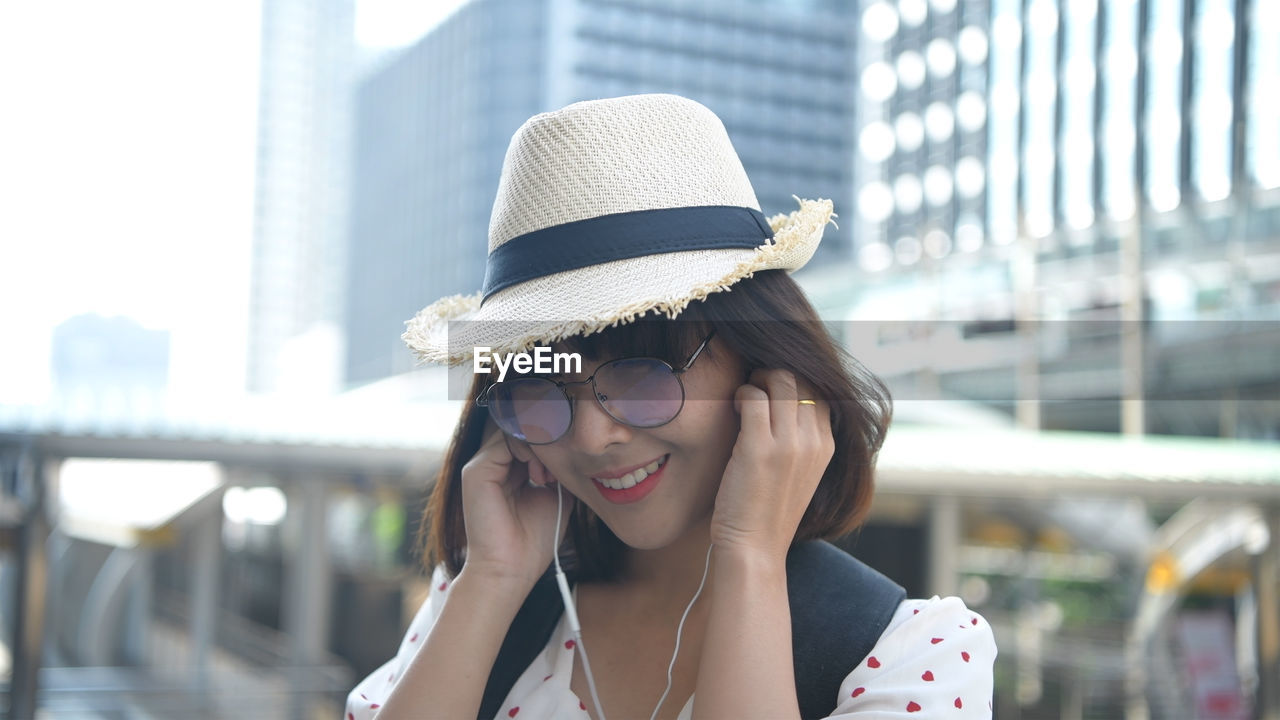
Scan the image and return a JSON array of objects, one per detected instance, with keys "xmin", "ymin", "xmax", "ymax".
[{"xmin": 591, "ymin": 455, "xmax": 668, "ymax": 505}]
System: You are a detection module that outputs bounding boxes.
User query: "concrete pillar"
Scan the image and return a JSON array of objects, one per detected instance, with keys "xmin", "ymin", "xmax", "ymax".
[
  {"xmin": 283, "ymin": 479, "xmax": 332, "ymax": 720},
  {"xmin": 9, "ymin": 446, "xmax": 48, "ymax": 720},
  {"xmin": 1013, "ymin": 228, "xmax": 1040, "ymax": 431},
  {"xmin": 1256, "ymin": 509, "xmax": 1280, "ymax": 720},
  {"xmin": 1120, "ymin": 214, "xmax": 1145, "ymax": 437},
  {"xmin": 928, "ymin": 496, "xmax": 961, "ymax": 598},
  {"xmin": 122, "ymin": 548, "xmax": 153, "ymax": 665},
  {"xmin": 190, "ymin": 502, "xmax": 223, "ymax": 692}
]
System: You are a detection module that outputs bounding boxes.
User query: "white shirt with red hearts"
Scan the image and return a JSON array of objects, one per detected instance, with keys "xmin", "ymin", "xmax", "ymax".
[{"xmin": 347, "ymin": 565, "xmax": 997, "ymax": 719}]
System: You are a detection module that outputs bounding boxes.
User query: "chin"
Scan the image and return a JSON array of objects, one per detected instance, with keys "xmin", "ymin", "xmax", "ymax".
[
  {"xmin": 605, "ymin": 513, "xmax": 702, "ymax": 552},
  {"xmin": 605, "ymin": 525, "xmax": 677, "ymax": 551}
]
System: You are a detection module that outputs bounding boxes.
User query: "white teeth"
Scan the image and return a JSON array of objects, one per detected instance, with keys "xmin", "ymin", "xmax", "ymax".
[{"xmin": 594, "ymin": 456, "xmax": 666, "ymax": 490}]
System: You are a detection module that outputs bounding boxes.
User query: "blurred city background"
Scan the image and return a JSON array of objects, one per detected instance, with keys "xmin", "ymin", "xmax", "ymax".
[{"xmin": 1, "ymin": 0, "xmax": 1278, "ymax": 717}]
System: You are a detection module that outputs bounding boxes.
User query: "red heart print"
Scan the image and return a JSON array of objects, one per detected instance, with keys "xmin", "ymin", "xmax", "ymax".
[
  {"xmin": 913, "ymin": 608, "xmax": 920, "ymax": 614},
  {"xmin": 930, "ymin": 637, "xmax": 944, "ymax": 644},
  {"xmin": 922, "ymin": 670, "xmax": 934, "ymax": 681},
  {"xmin": 971, "ymin": 617, "xmax": 978, "ymax": 625},
  {"xmin": 955, "ymin": 697, "xmax": 963, "ymax": 708},
  {"xmin": 508, "ymin": 707, "xmax": 519, "ymax": 717},
  {"xmin": 565, "ymin": 639, "xmax": 576, "ymax": 649},
  {"xmin": 543, "ymin": 674, "xmax": 552, "ymax": 682},
  {"xmin": 348, "ymin": 714, "xmax": 354, "ymax": 720},
  {"xmin": 409, "ymin": 633, "xmax": 418, "ymax": 642},
  {"xmin": 579, "ymin": 701, "xmax": 587, "ymax": 711},
  {"xmin": 907, "ymin": 701, "xmax": 922, "ymax": 712},
  {"xmin": 359, "ymin": 693, "xmax": 367, "ymax": 700},
  {"xmin": 439, "ymin": 581, "xmax": 448, "ymax": 591},
  {"xmin": 962, "ymin": 651, "xmax": 971, "ymax": 662},
  {"xmin": 369, "ymin": 704, "xmax": 380, "ymax": 710},
  {"xmin": 867, "ymin": 656, "xmax": 880, "ymax": 668},
  {"xmin": 851, "ymin": 687, "xmax": 866, "ymax": 697}
]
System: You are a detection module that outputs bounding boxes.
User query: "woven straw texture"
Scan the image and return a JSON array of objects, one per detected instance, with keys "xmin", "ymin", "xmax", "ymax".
[
  {"xmin": 402, "ymin": 94, "xmax": 835, "ymax": 366},
  {"xmin": 489, "ymin": 94, "xmax": 759, "ymax": 249}
]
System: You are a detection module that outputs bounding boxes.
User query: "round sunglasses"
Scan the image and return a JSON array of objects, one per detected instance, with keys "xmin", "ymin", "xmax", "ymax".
[{"xmin": 476, "ymin": 331, "xmax": 716, "ymax": 444}]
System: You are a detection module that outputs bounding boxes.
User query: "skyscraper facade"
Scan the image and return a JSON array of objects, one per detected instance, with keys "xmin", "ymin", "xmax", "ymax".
[
  {"xmin": 248, "ymin": 0, "xmax": 356, "ymax": 395},
  {"xmin": 345, "ymin": 0, "xmax": 857, "ymax": 386},
  {"xmin": 846, "ymin": 0, "xmax": 1280, "ymax": 437},
  {"xmin": 852, "ymin": 0, "xmax": 1279, "ymax": 277}
]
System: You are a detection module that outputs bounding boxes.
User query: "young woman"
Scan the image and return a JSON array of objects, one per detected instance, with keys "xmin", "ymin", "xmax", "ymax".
[{"xmin": 348, "ymin": 94, "xmax": 995, "ymax": 719}]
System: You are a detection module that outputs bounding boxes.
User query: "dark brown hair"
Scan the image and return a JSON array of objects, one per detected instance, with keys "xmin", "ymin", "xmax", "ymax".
[{"xmin": 420, "ymin": 270, "xmax": 892, "ymax": 581}]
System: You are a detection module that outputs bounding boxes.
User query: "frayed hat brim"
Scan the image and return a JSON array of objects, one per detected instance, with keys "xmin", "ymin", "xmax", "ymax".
[{"xmin": 402, "ymin": 197, "xmax": 834, "ymax": 366}]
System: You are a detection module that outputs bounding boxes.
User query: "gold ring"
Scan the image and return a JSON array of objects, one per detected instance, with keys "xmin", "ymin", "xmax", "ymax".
[{"xmin": 798, "ymin": 399, "xmax": 817, "ymax": 406}]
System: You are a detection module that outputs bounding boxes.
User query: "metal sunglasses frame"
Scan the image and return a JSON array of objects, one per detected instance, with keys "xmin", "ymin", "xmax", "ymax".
[{"xmin": 476, "ymin": 330, "xmax": 717, "ymax": 444}]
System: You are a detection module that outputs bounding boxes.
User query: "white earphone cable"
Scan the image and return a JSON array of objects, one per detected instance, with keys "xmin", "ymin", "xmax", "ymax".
[
  {"xmin": 649, "ymin": 540, "xmax": 713, "ymax": 720},
  {"xmin": 555, "ymin": 483, "xmax": 607, "ymax": 720},
  {"xmin": 552, "ymin": 482, "xmax": 713, "ymax": 720}
]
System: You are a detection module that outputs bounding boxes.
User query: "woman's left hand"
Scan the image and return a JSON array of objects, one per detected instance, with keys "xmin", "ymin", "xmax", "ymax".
[{"xmin": 710, "ymin": 368, "xmax": 835, "ymax": 560}]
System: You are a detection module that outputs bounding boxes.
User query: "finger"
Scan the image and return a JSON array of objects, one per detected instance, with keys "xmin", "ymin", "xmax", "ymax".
[
  {"xmin": 750, "ymin": 368, "xmax": 798, "ymax": 438},
  {"xmin": 506, "ymin": 434, "xmax": 534, "ymax": 464},
  {"xmin": 733, "ymin": 382, "xmax": 771, "ymax": 454},
  {"xmin": 463, "ymin": 419, "xmax": 527, "ymax": 491},
  {"xmin": 793, "ymin": 381, "xmax": 835, "ymax": 466},
  {"xmin": 795, "ymin": 397, "xmax": 831, "ymax": 436},
  {"xmin": 795, "ymin": 399, "xmax": 832, "ymax": 454},
  {"xmin": 793, "ymin": 378, "xmax": 823, "ymax": 421},
  {"xmin": 527, "ymin": 453, "xmax": 551, "ymax": 488}
]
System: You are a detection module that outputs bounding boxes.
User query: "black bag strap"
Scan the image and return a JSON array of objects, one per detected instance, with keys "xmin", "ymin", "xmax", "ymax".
[
  {"xmin": 477, "ymin": 568, "xmax": 566, "ymax": 720},
  {"xmin": 477, "ymin": 540, "xmax": 906, "ymax": 720},
  {"xmin": 786, "ymin": 540, "xmax": 907, "ymax": 719}
]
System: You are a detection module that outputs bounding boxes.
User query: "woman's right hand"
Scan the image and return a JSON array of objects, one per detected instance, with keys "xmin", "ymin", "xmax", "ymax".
[
  {"xmin": 457, "ymin": 418, "xmax": 572, "ymax": 590},
  {"xmin": 367, "ymin": 421, "xmax": 569, "ymax": 720}
]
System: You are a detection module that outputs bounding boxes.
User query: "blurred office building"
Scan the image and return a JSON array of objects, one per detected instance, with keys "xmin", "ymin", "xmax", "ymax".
[
  {"xmin": 246, "ymin": 0, "xmax": 357, "ymax": 396},
  {"xmin": 49, "ymin": 314, "xmax": 170, "ymax": 414},
  {"xmin": 826, "ymin": 0, "xmax": 1280, "ymax": 438},
  {"xmin": 344, "ymin": 0, "xmax": 858, "ymax": 385}
]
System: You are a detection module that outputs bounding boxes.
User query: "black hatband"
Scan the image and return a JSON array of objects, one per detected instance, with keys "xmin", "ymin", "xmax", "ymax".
[{"xmin": 481, "ymin": 205, "xmax": 774, "ymax": 301}]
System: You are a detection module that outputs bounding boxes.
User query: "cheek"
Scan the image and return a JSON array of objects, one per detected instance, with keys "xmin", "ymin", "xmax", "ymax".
[
  {"xmin": 677, "ymin": 401, "xmax": 741, "ymax": 459},
  {"xmin": 528, "ymin": 447, "xmax": 573, "ymax": 483}
]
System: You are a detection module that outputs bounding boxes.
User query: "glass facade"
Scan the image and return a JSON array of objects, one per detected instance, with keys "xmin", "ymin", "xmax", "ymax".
[
  {"xmin": 1247, "ymin": 0, "xmax": 1279, "ymax": 189},
  {"xmin": 844, "ymin": 0, "xmax": 1280, "ymax": 443},
  {"xmin": 248, "ymin": 0, "xmax": 355, "ymax": 394},
  {"xmin": 1100, "ymin": 0, "xmax": 1138, "ymax": 220},
  {"xmin": 856, "ymin": 0, "xmax": 990, "ymax": 271},
  {"xmin": 856, "ymin": 0, "xmax": 993, "ymax": 271},
  {"xmin": 854, "ymin": 0, "xmax": 1278, "ymax": 276},
  {"xmin": 569, "ymin": 0, "xmax": 857, "ymax": 260}
]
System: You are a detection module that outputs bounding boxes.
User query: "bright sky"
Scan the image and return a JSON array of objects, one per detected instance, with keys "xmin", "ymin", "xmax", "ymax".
[{"xmin": 0, "ymin": 0, "xmax": 467, "ymax": 406}]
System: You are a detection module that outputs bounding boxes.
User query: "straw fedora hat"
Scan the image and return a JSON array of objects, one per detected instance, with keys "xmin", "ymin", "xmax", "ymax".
[{"xmin": 402, "ymin": 93, "xmax": 835, "ymax": 366}]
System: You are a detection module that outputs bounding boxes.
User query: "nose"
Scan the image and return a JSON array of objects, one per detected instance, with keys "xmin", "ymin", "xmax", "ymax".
[{"xmin": 564, "ymin": 384, "xmax": 633, "ymax": 453}]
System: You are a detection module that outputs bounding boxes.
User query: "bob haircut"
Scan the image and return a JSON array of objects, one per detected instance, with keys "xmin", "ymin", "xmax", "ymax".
[{"xmin": 420, "ymin": 269, "xmax": 892, "ymax": 582}]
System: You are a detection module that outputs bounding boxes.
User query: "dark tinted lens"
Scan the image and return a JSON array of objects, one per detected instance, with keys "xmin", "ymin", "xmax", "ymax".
[
  {"xmin": 489, "ymin": 378, "xmax": 571, "ymax": 444},
  {"xmin": 594, "ymin": 358, "xmax": 684, "ymax": 427}
]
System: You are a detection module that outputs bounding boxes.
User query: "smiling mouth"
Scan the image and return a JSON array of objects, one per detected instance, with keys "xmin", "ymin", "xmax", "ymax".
[{"xmin": 591, "ymin": 455, "xmax": 669, "ymax": 490}]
